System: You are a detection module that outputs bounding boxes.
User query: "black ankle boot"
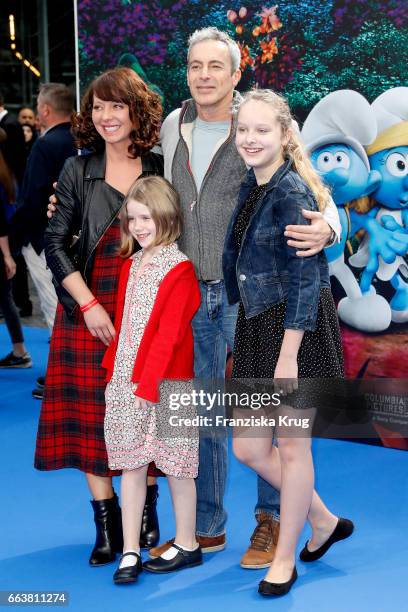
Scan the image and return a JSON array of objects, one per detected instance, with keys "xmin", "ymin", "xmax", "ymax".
[
  {"xmin": 139, "ymin": 484, "xmax": 160, "ymax": 549},
  {"xmin": 89, "ymin": 492, "xmax": 124, "ymax": 566}
]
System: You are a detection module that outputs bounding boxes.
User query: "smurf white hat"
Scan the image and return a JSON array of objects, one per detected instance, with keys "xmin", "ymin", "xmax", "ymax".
[
  {"xmin": 301, "ymin": 90, "xmax": 377, "ymax": 170},
  {"xmin": 366, "ymin": 87, "xmax": 408, "ymax": 156},
  {"xmin": 371, "ymin": 87, "xmax": 408, "ymax": 132}
]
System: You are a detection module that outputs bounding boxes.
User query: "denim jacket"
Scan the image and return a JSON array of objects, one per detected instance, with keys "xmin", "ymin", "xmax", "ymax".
[{"xmin": 222, "ymin": 159, "xmax": 330, "ymax": 331}]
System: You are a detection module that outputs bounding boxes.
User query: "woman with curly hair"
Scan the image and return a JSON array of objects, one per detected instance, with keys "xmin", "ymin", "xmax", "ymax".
[{"xmin": 34, "ymin": 67, "xmax": 164, "ymax": 565}]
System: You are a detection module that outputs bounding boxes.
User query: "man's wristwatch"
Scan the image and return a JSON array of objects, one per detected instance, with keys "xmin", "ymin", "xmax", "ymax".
[{"xmin": 326, "ymin": 229, "xmax": 337, "ymax": 247}]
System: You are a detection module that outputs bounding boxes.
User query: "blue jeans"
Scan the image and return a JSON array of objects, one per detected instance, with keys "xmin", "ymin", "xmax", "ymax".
[{"xmin": 193, "ymin": 280, "xmax": 280, "ymax": 537}]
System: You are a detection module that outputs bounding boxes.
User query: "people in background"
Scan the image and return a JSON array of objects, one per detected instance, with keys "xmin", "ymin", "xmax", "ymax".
[
  {"xmin": 21, "ymin": 123, "xmax": 37, "ymax": 156},
  {"xmin": 0, "ymin": 92, "xmax": 27, "ymax": 186},
  {"xmin": 18, "ymin": 107, "xmax": 36, "ymax": 128},
  {"xmin": 0, "ymin": 146, "xmax": 31, "ymax": 369},
  {"xmin": 10, "ymin": 83, "xmax": 76, "ymax": 399}
]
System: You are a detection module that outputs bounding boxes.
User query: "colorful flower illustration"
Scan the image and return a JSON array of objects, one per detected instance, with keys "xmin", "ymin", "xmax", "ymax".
[
  {"xmin": 226, "ymin": 4, "xmax": 301, "ymax": 90},
  {"xmin": 259, "ymin": 5, "xmax": 281, "ymax": 30},
  {"xmin": 239, "ymin": 43, "xmax": 254, "ymax": 70},
  {"xmin": 77, "ymin": 0, "xmax": 408, "ymax": 118},
  {"xmin": 227, "ymin": 9, "xmax": 238, "ymax": 22},
  {"xmin": 259, "ymin": 38, "xmax": 278, "ymax": 63}
]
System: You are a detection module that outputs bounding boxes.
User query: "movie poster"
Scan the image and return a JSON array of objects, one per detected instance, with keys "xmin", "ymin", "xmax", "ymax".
[{"xmin": 77, "ymin": 1, "xmax": 408, "ymax": 446}]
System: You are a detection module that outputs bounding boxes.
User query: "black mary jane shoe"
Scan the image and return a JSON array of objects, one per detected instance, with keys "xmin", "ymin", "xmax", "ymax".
[
  {"xmin": 258, "ymin": 567, "xmax": 297, "ymax": 597},
  {"xmin": 113, "ymin": 552, "xmax": 142, "ymax": 584},
  {"xmin": 143, "ymin": 543, "xmax": 202, "ymax": 574},
  {"xmin": 299, "ymin": 518, "xmax": 354, "ymax": 562}
]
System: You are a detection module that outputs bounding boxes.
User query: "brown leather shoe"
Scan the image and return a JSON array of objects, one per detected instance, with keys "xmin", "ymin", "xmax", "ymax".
[
  {"xmin": 149, "ymin": 533, "xmax": 226, "ymax": 558},
  {"xmin": 240, "ymin": 513, "xmax": 280, "ymax": 569}
]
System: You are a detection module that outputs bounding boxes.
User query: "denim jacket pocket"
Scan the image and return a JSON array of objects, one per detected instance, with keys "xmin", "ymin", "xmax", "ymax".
[
  {"xmin": 253, "ymin": 271, "xmax": 287, "ymax": 304},
  {"xmin": 254, "ymin": 228, "xmax": 274, "ymax": 245},
  {"xmin": 255, "ymin": 271, "xmax": 289, "ymax": 285}
]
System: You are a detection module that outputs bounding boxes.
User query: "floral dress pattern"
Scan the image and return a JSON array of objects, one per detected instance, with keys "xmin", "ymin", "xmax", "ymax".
[{"xmin": 104, "ymin": 243, "xmax": 199, "ymax": 478}]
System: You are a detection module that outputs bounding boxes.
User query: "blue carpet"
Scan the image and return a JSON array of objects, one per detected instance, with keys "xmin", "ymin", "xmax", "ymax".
[{"xmin": 1, "ymin": 323, "xmax": 407, "ymax": 611}]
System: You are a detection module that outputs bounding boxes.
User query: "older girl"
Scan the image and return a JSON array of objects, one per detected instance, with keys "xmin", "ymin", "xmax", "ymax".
[{"xmin": 223, "ymin": 90, "xmax": 353, "ymax": 597}]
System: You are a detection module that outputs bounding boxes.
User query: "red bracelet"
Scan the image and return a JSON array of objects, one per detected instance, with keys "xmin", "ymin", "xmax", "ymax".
[{"xmin": 80, "ymin": 298, "xmax": 99, "ymax": 312}]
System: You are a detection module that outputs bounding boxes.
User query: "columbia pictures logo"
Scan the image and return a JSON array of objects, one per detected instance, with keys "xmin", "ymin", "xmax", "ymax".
[{"xmin": 365, "ymin": 393, "xmax": 408, "ymax": 425}]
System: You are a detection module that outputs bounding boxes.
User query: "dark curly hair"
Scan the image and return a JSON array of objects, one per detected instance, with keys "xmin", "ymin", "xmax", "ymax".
[{"xmin": 72, "ymin": 67, "xmax": 162, "ymax": 157}]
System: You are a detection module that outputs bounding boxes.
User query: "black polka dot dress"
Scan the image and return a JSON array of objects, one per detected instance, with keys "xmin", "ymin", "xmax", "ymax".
[{"xmin": 231, "ymin": 184, "xmax": 344, "ymax": 382}]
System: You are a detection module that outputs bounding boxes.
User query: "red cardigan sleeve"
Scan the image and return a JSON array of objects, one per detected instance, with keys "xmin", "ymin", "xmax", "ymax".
[{"xmin": 134, "ymin": 265, "xmax": 200, "ymax": 403}]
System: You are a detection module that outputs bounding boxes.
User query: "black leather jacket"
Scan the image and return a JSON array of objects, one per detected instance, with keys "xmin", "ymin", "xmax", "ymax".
[{"xmin": 44, "ymin": 151, "xmax": 163, "ymax": 315}]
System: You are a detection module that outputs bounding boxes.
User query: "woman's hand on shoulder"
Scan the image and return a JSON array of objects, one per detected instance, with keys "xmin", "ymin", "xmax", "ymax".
[
  {"xmin": 134, "ymin": 395, "xmax": 154, "ymax": 410},
  {"xmin": 83, "ymin": 303, "xmax": 116, "ymax": 346}
]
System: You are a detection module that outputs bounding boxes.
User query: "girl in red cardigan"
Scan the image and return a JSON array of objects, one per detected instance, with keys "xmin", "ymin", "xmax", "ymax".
[{"xmin": 102, "ymin": 176, "xmax": 201, "ymax": 583}]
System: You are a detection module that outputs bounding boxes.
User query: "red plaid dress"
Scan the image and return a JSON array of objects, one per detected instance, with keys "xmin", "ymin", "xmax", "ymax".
[
  {"xmin": 34, "ymin": 219, "xmax": 123, "ymax": 475},
  {"xmin": 35, "ymin": 219, "xmax": 163, "ymax": 477}
]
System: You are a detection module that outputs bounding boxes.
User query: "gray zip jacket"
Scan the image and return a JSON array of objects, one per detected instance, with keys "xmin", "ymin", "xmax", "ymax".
[{"xmin": 158, "ymin": 92, "xmax": 340, "ymax": 281}]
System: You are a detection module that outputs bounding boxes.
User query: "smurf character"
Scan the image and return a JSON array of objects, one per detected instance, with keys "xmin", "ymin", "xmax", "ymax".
[
  {"xmin": 302, "ymin": 90, "xmax": 392, "ymax": 332},
  {"xmin": 350, "ymin": 87, "xmax": 408, "ymax": 323}
]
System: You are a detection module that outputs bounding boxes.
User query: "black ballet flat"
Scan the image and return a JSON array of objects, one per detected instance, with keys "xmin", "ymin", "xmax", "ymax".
[
  {"xmin": 299, "ymin": 517, "xmax": 354, "ymax": 562},
  {"xmin": 113, "ymin": 552, "xmax": 142, "ymax": 584},
  {"xmin": 258, "ymin": 567, "xmax": 297, "ymax": 597},
  {"xmin": 143, "ymin": 543, "xmax": 202, "ymax": 573}
]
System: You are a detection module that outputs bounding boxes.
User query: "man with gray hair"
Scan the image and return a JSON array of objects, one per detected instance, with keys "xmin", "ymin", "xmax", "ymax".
[
  {"xmin": 150, "ymin": 27, "xmax": 341, "ymax": 568},
  {"xmin": 10, "ymin": 83, "xmax": 76, "ymax": 369}
]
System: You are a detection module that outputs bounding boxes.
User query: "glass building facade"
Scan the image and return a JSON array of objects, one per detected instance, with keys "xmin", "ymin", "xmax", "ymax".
[{"xmin": 0, "ymin": 0, "xmax": 75, "ymax": 112}]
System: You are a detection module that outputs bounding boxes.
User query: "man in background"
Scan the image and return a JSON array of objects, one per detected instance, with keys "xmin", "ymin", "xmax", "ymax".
[
  {"xmin": 10, "ymin": 83, "xmax": 76, "ymax": 395},
  {"xmin": 18, "ymin": 107, "xmax": 36, "ymax": 128}
]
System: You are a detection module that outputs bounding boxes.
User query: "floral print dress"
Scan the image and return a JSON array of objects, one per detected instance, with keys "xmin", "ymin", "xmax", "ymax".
[{"xmin": 104, "ymin": 243, "xmax": 198, "ymax": 478}]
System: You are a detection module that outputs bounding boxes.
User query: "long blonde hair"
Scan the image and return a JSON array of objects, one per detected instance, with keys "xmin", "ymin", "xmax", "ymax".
[{"xmin": 239, "ymin": 90, "xmax": 330, "ymax": 211}]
